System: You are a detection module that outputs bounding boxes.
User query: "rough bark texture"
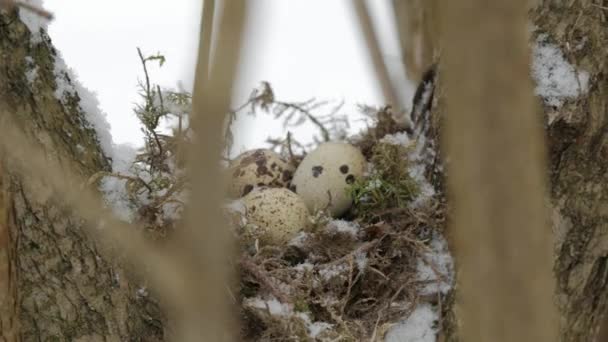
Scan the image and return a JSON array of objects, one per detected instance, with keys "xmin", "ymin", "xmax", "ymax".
[
  {"xmin": 0, "ymin": 10, "xmax": 164, "ymax": 341},
  {"xmin": 531, "ymin": 1, "xmax": 608, "ymax": 341}
]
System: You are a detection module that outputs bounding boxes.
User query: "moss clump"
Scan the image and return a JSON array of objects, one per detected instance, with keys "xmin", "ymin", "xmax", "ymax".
[{"xmin": 349, "ymin": 142, "xmax": 419, "ymax": 220}]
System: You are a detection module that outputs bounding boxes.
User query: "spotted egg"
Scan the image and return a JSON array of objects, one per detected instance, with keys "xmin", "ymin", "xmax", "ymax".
[
  {"xmin": 227, "ymin": 149, "xmax": 295, "ymax": 198},
  {"xmin": 291, "ymin": 142, "xmax": 366, "ymax": 217},
  {"xmin": 242, "ymin": 187, "xmax": 309, "ymax": 245}
]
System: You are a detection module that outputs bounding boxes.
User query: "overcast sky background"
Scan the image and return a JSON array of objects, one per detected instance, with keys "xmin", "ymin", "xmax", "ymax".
[{"xmin": 42, "ymin": 0, "xmax": 412, "ymax": 154}]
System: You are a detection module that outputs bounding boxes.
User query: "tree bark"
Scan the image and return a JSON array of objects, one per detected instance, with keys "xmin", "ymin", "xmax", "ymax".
[
  {"xmin": 531, "ymin": 1, "xmax": 608, "ymax": 341},
  {"xmin": 0, "ymin": 10, "xmax": 164, "ymax": 341}
]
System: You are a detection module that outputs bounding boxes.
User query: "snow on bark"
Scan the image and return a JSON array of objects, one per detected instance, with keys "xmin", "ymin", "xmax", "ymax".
[
  {"xmin": 532, "ymin": 34, "xmax": 589, "ymax": 107},
  {"xmin": 384, "ymin": 304, "xmax": 439, "ymax": 342},
  {"xmin": 18, "ymin": 0, "xmax": 46, "ymax": 43},
  {"xmin": 19, "ymin": 3, "xmax": 141, "ymax": 221}
]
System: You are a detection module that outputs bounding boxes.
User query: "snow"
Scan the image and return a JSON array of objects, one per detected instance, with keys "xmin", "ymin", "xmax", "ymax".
[
  {"xmin": 19, "ymin": 6, "xmax": 146, "ymax": 222},
  {"xmin": 380, "ymin": 132, "xmax": 436, "ymax": 207},
  {"xmin": 25, "ymin": 65, "xmax": 38, "ymax": 84},
  {"xmin": 99, "ymin": 144, "xmax": 138, "ymax": 223},
  {"xmin": 378, "ymin": 132, "xmax": 452, "ymax": 341},
  {"xmin": 247, "ymin": 297, "xmax": 292, "ymax": 316},
  {"xmin": 18, "ymin": 0, "xmax": 48, "ymax": 44},
  {"xmin": 99, "ymin": 177, "xmax": 134, "ymax": 222},
  {"xmin": 318, "ymin": 264, "xmax": 348, "ymax": 281},
  {"xmin": 379, "ymin": 131, "xmax": 411, "ymax": 146},
  {"xmin": 384, "ymin": 304, "xmax": 438, "ymax": 342},
  {"xmin": 225, "ymin": 199, "xmax": 247, "ymax": 216},
  {"xmin": 308, "ymin": 321, "xmax": 333, "ymax": 338},
  {"xmin": 408, "ymin": 163, "xmax": 436, "ymax": 208},
  {"xmin": 532, "ymin": 34, "xmax": 589, "ymax": 107},
  {"xmin": 327, "ymin": 219, "xmax": 360, "ymax": 237},
  {"xmin": 24, "ymin": 56, "xmax": 39, "ymax": 83},
  {"xmin": 52, "ymin": 53, "xmax": 116, "ymax": 159},
  {"xmin": 20, "ymin": 0, "xmax": 119, "ymax": 163},
  {"xmin": 416, "ymin": 233, "xmax": 454, "ymax": 296},
  {"xmin": 293, "ymin": 262, "xmax": 314, "ymax": 272},
  {"xmin": 354, "ymin": 251, "xmax": 368, "ymax": 272},
  {"xmin": 245, "ymin": 296, "xmax": 333, "ymax": 339}
]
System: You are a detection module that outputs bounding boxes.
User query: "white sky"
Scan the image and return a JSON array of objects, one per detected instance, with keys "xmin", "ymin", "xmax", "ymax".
[{"xmin": 43, "ymin": 0, "xmax": 413, "ymax": 152}]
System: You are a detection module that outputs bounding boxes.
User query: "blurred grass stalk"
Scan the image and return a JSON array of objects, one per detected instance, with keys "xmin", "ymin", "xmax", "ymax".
[
  {"xmin": 440, "ymin": 0, "xmax": 557, "ymax": 341},
  {"xmin": 178, "ymin": 0, "xmax": 247, "ymax": 340}
]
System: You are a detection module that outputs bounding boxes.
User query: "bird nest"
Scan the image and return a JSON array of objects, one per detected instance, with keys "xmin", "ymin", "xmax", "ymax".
[{"xmin": 228, "ymin": 112, "xmax": 454, "ymax": 341}]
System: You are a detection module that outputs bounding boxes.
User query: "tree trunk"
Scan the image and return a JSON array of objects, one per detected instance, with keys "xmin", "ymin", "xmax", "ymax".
[
  {"xmin": 0, "ymin": 9, "xmax": 164, "ymax": 341},
  {"xmin": 410, "ymin": 0, "xmax": 608, "ymax": 340},
  {"xmin": 531, "ymin": 1, "xmax": 608, "ymax": 341}
]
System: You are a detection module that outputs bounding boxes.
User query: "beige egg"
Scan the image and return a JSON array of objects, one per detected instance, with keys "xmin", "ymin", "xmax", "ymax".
[
  {"xmin": 227, "ymin": 149, "xmax": 295, "ymax": 198},
  {"xmin": 291, "ymin": 142, "xmax": 366, "ymax": 217},
  {"xmin": 242, "ymin": 187, "xmax": 309, "ymax": 245}
]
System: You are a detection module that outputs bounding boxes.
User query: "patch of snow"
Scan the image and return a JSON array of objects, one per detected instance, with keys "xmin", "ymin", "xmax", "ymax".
[
  {"xmin": 52, "ymin": 53, "xmax": 115, "ymax": 159},
  {"xmin": 327, "ymin": 219, "xmax": 360, "ymax": 237},
  {"xmin": 24, "ymin": 56, "xmax": 38, "ymax": 83},
  {"xmin": 111, "ymin": 143, "xmax": 138, "ymax": 173},
  {"xmin": 354, "ymin": 251, "xmax": 368, "ymax": 272},
  {"xmin": 381, "ymin": 133, "xmax": 436, "ymax": 207},
  {"xmin": 246, "ymin": 297, "xmax": 292, "ymax": 316},
  {"xmin": 99, "ymin": 177, "xmax": 134, "ymax": 223},
  {"xmin": 532, "ymin": 34, "xmax": 590, "ymax": 107},
  {"xmin": 18, "ymin": 0, "xmax": 48, "ymax": 44},
  {"xmin": 46, "ymin": 42, "xmax": 138, "ymax": 222},
  {"xmin": 225, "ymin": 199, "xmax": 247, "ymax": 216},
  {"xmin": 384, "ymin": 304, "xmax": 438, "ymax": 342},
  {"xmin": 245, "ymin": 296, "xmax": 333, "ymax": 339},
  {"xmin": 25, "ymin": 66, "xmax": 38, "ymax": 84},
  {"xmin": 318, "ymin": 264, "xmax": 348, "ymax": 281},
  {"xmin": 365, "ymin": 178, "xmax": 383, "ymax": 190},
  {"xmin": 380, "ymin": 131, "xmax": 411, "ymax": 147},
  {"xmin": 99, "ymin": 144, "xmax": 138, "ymax": 222},
  {"xmin": 307, "ymin": 321, "xmax": 333, "ymax": 338},
  {"xmin": 293, "ymin": 262, "xmax": 314, "ymax": 272},
  {"xmin": 416, "ymin": 233, "xmax": 454, "ymax": 296},
  {"xmin": 161, "ymin": 201, "xmax": 183, "ymax": 222},
  {"xmin": 408, "ymin": 163, "xmax": 436, "ymax": 208}
]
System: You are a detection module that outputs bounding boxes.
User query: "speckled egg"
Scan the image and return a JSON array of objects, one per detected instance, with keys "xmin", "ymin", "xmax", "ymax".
[
  {"xmin": 241, "ymin": 187, "xmax": 309, "ymax": 245},
  {"xmin": 227, "ymin": 149, "xmax": 295, "ymax": 198},
  {"xmin": 291, "ymin": 142, "xmax": 366, "ymax": 217}
]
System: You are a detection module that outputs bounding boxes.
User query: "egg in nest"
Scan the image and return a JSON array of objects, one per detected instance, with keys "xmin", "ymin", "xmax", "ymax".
[
  {"xmin": 291, "ymin": 142, "xmax": 366, "ymax": 217},
  {"xmin": 227, "ymin": 149, "xmax": 295, "ymax": 198},
  {"xmin": 241, "ymin": 187, "xmax": 309, "ymax": 245}
]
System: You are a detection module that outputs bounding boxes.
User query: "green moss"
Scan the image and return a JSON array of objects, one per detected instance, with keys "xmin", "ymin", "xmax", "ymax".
[
  {"xmin": 294, "ymin": 298, "xmax": 310, "ymax": 313},
  {"xmin": 349, "ymin": 142, "xmax": 419, "ymax": 220}
]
